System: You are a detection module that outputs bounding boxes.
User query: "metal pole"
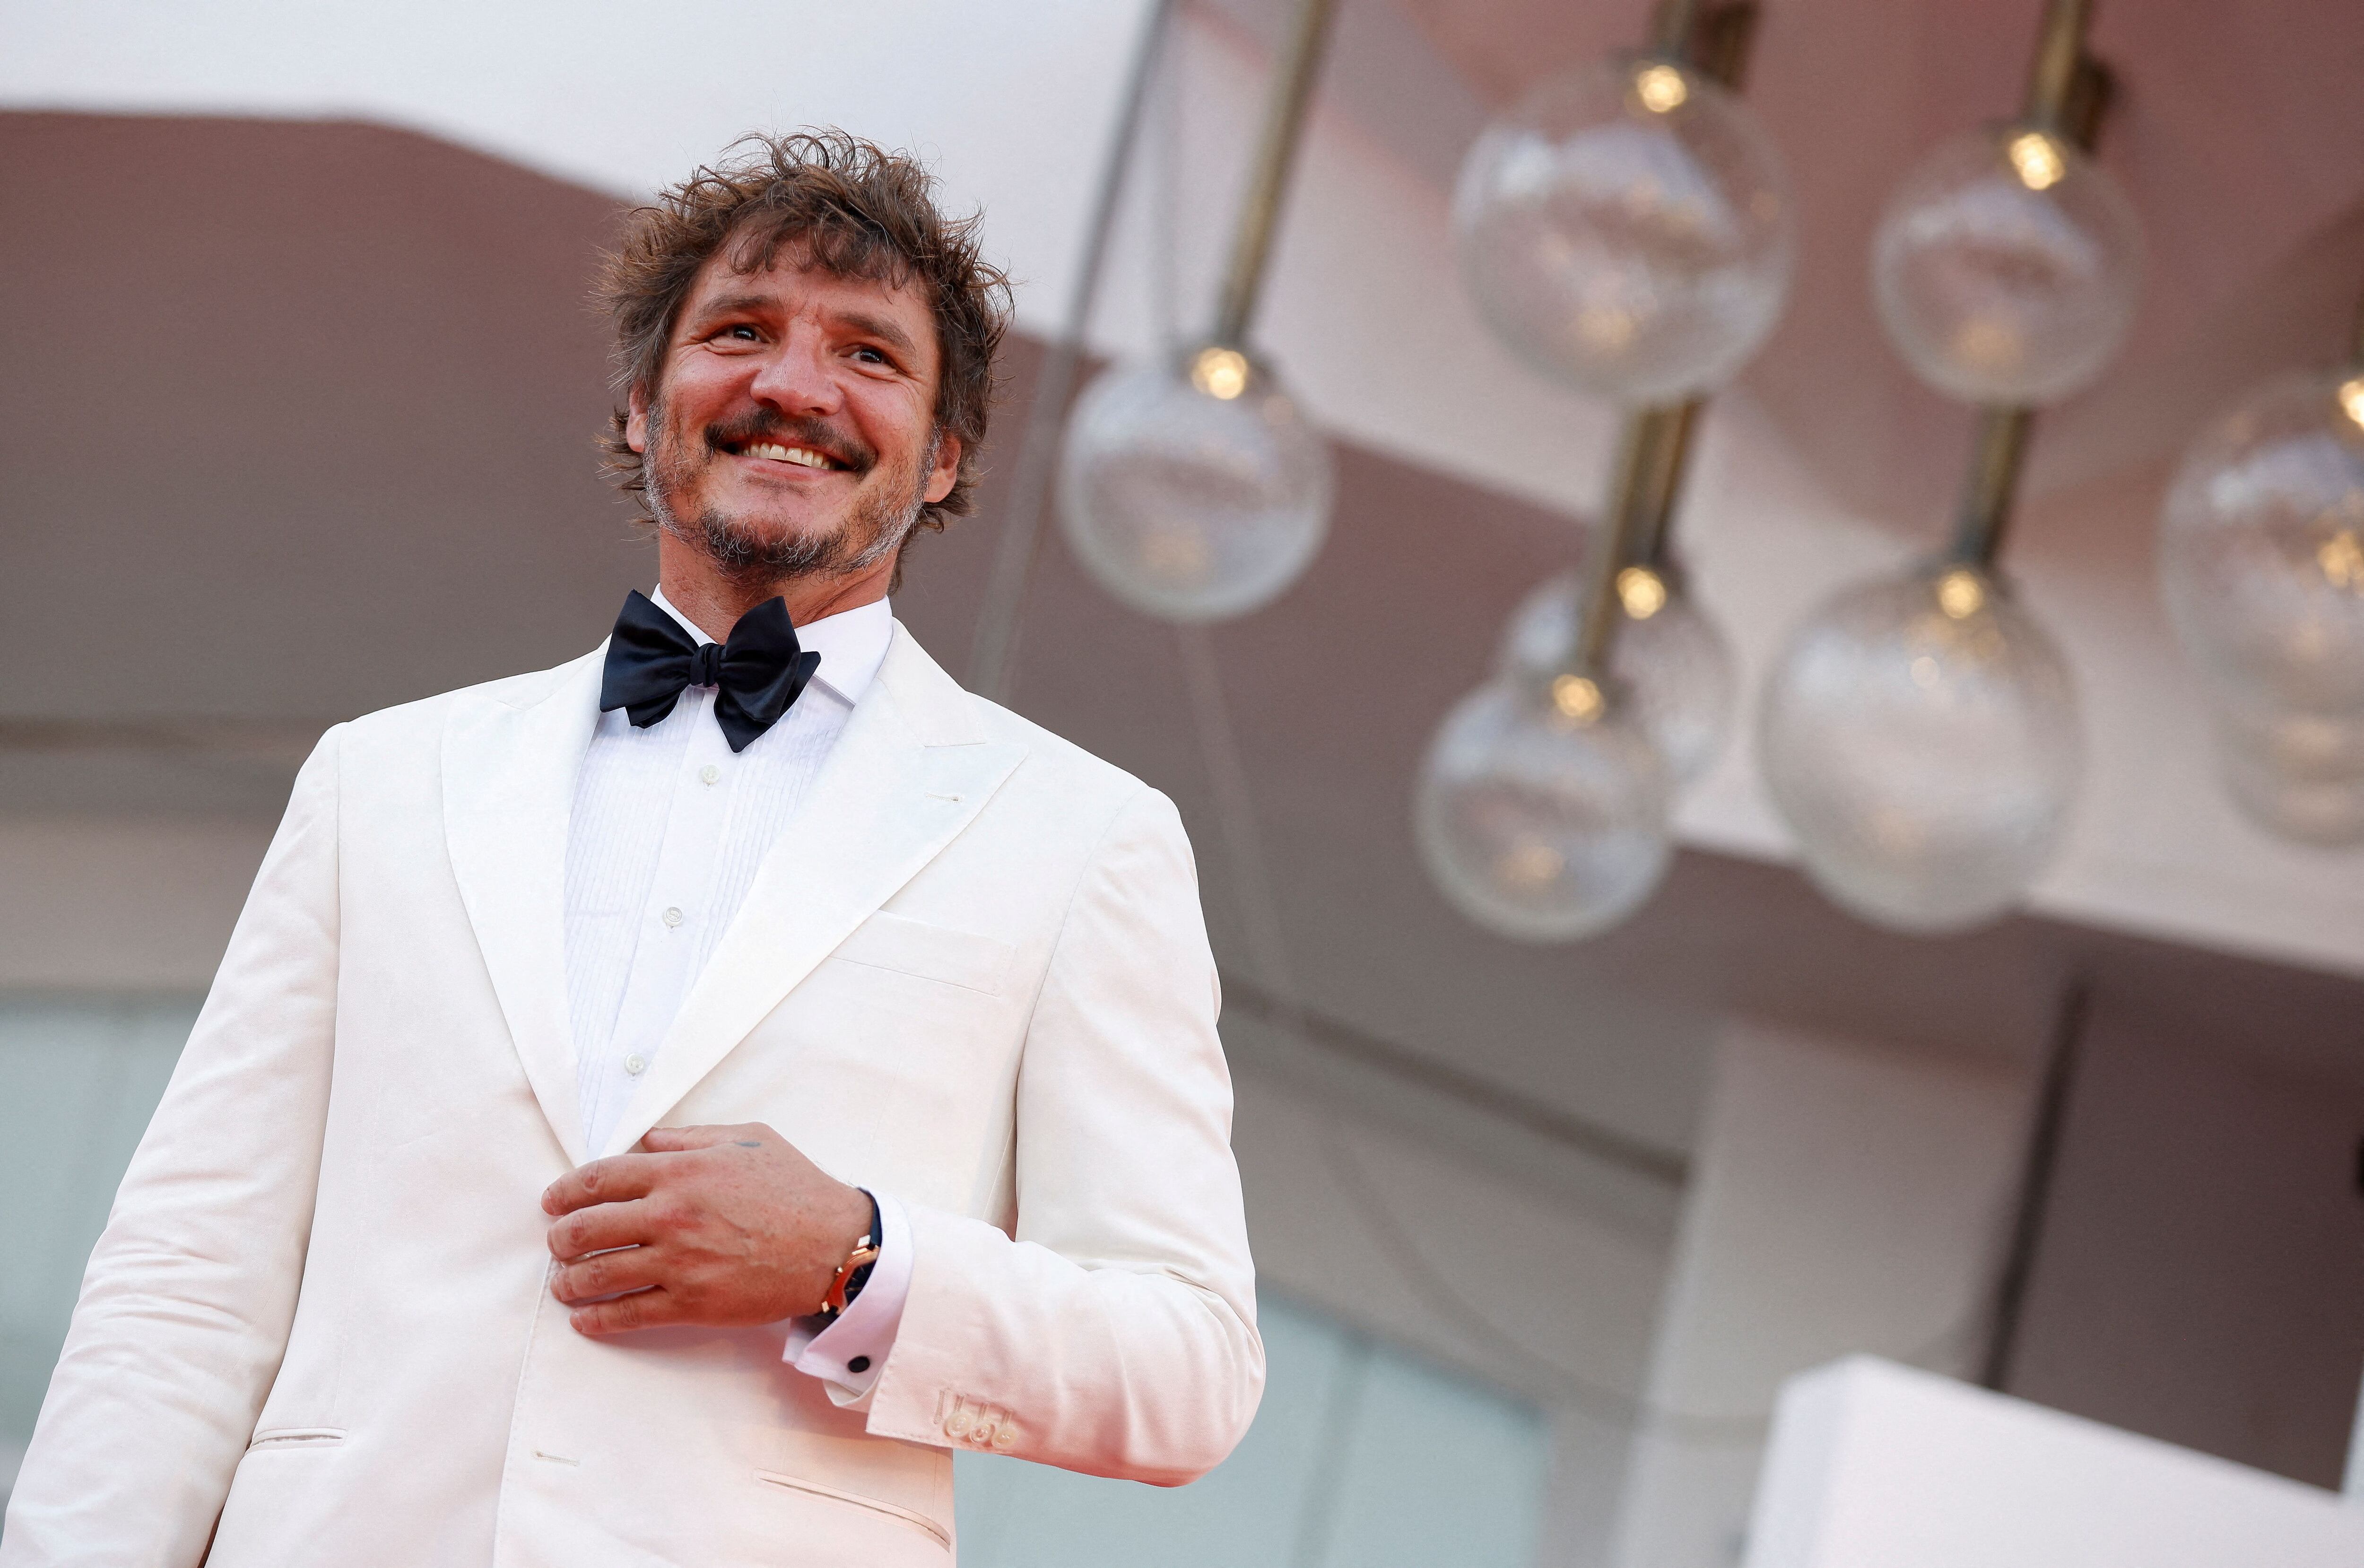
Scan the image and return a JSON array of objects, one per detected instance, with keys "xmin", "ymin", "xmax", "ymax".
[
  {"xmin": 2346, "ymin": 1367, "xmax": 2364, "ymax": 1501},
  {"xmin": 1559, "ymin": 1, "xmax": 1756, "ymax": 678},
  {"xmin": 1572, "ymin": 412, "xmax": 1665, "ymax": 678},
  {"xmin": 1632, "ymin": 3, "xmax": 1749, "ymax": 573},
  {"xmin": 1634, "ymin": 399, "xmax": 1703, "ymax": 569},
  {"xmin": 1649, "ymin": 0, "xmax": 1706, "ymax": 58},
  {"xmin": 1210, "ymin": 0, "xmax": 1339, "ymax": 347},
  {"xmin": 1946, "ymin": 0, "xmax": 2110, "ymax": 570},
  {"xmin": 1948, "ymin": 406, "xmax": 2035, "ymax": 566},
  {"xmin": 1980, "ymin": 979, "xmax": 2089, "ymax": 1391},
  {"xmin": 2019, "ymin": 0, "xmax": 2091, "ymax": 133},
  {"xmin": 965, "ymin": 0, "xmax": 1174, "ymax": 702}
]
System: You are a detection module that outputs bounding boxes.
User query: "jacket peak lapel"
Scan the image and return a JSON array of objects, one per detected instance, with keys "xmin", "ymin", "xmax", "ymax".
[{"xmin": 441, "ymin": 647, "xmax": 604, "ymax": 1168}]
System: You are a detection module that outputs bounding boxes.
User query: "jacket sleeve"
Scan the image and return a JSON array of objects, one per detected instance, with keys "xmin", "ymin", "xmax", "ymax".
[
  {"xmin": 0, "ymin": 727, "xmax": 345, "ymax": 1566},
  {"xmin": 858, "ymin": 786, "xmax": 1265, "ymax": 1484}
]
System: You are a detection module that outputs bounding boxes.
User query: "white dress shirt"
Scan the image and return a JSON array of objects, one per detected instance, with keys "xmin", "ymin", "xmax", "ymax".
[{"xmin": 562, "ymin": 586, "xmax": 909, "ymax": 1397}]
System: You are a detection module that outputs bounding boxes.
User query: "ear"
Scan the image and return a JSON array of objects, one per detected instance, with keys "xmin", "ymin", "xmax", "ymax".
[
  {"xmin": 921, "ymin": 432, "xmax": 964, "ymax": 506},
  {"xmin": 625, "ymin": 383, "xmax": 651, "ymax": 454}
]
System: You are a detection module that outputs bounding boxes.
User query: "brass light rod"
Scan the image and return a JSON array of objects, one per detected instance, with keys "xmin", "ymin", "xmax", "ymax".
[
  {"xmin": 1649, "ymin": 0, "xmax": 1705, "ymax": 57},
  {"xmin": 1210, "ymin": 0, "xmax": 1340, "ymax": 349},
  {"xmin": 1565, "ymin": 0, "xmax": 1757, "ymax": 681},
  {"xmin": 1633, "ymin": 399, "xmax": 1704, "ymax": 571},
  {"xmin": 1947, "ymin": 0, "xmax": 2114, "ymax": 567},
  {"xmin": 1574, "ymin": 412, "xmax": 1669, "ymax": 677},
  {"xmin": 2019, "ymin": 0, "xmax": 2090, "ymax": 132}
]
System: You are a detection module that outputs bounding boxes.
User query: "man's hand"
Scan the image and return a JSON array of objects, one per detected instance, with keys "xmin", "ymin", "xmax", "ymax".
[{"xmin": 540, "ymin": 1123, "xmax": 872, "ymax": 1337}]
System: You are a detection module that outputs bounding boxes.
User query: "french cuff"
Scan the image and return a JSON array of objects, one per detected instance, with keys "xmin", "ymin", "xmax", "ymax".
[{"xmin": 786, "ymin": 1189, "xmax": 913, "ymax": 1407}]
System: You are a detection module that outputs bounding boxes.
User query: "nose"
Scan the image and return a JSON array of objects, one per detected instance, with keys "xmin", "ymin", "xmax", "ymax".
[{"xmin": 745, "ymin": 324, "xmax": 843, "ymax": 417}]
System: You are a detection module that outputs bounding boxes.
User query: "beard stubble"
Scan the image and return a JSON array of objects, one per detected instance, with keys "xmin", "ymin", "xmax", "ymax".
[{"xmin": 643, "ymin": 401, "xmax": 937, "ymax": 589}]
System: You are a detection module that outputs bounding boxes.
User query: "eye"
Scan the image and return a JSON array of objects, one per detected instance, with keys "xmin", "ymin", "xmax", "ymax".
[
  {"xmin": 851, "ymin": 345, "xmax": 893, "ymax": 367},
  {"xmin": 698, "ymin": 322, "xmax": 763, "ymax": 348}
]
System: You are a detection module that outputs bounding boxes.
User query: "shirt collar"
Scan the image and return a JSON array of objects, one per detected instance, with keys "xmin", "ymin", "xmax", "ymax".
[{"xmin": 646, "ymin": 586, "xmax": 894, "ymax": 707}]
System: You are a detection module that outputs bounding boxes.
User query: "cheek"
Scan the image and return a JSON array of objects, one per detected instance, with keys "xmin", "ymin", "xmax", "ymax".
[
  {"xmin": 845, "ymin": 386, "xmax": 933, "ymax": 462},
  {"xmin": 656, "ymin": 362, "xmax": 741, "ymax": 440}
]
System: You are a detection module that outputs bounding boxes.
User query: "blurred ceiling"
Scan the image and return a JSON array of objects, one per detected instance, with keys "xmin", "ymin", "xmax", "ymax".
[
  {"xmin": 6, "ymin": 110, "xmax": 2363, "ymax": 1187},
  {"xmin": 1352, "ymin": 0, "xmax": 2364, "ymax": 527}
]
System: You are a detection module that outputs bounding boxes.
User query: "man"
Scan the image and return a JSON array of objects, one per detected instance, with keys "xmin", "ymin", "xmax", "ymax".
[{"xmin": 3, "ymin": 130, "xmax": 1262, "ymax": 1566}]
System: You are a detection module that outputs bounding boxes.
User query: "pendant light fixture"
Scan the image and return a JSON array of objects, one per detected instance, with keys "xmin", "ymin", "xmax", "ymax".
[
  {"xmin": 2159, "ymin": 295, "xmax": 2364, "ymax": 845},
  {"xmin": 1058, "ymin": 0, "xmax": 1338, "ymax": 624},
  {"xmin": 1417, "ymin": 416, "xmax": 1680, "ymax": 942},
  {"xmin": 1758, "ymin": 0, "xmax": 2130, "ymax": 933},
  {"xmin": 1451, "ymin": 0, "xmax": 1793, "ymax": 403},
  {"xmin": 1869, "ymin": 6, "xmax": 2143, "ymax": 406},
  {"xmin": 1494, "ymin": 404, "xmax": 1737, "ymax": 790},
  {"xmin": 1417, "ymin": 2, "xmax": 1771, "ymax": 944}
]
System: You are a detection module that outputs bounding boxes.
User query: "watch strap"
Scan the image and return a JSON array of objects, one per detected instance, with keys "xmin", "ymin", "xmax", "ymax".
[{"xmin": 817, "ymin": 1189, "xmax": 883, "ymax": 1321}]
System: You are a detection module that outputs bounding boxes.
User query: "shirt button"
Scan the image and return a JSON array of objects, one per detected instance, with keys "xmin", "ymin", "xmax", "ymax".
[
  {"xmin": 661, "ymin": 907, "xmax": 684, "ymax": 928},
  {"xmin": 699, "ymin": 764, "xmax": 720, "ymax": 785},
  {"xmin": 623, "ymin": 1054, "xmax": 647, "ymax": 1076}
]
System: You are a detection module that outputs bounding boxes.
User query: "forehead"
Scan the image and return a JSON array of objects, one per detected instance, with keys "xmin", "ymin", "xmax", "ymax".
[{"xmin": 676, "ymin": 244, "xmax": 938, "ymax": 359}]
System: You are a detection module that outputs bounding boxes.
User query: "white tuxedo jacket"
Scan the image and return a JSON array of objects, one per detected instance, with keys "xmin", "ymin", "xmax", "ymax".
[{"xmin": 2, "ymin": 624, "xmax": 1263, "ymax": 1567}]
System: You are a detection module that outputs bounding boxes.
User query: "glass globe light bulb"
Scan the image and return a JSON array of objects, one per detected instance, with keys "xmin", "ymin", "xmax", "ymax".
[
  {"xmin": 2158, "ymin": 369, "xmax": 2364, "ymax": 719},
  {"xmin": 2212, "ymin": 704, "xmax": 2364, "ymax": 847},
  {"xmin": 1058, "ymin": 346, "xmax": 1332, "ymax": 623},
  {"xmin": 1870, "ymin": 125, "xmax": 2144, "ymax": 404},
  {"xmin": 1497, "ymin": 565, "xmax": 1736, "ymax": 788},
  {"xmin": 1453, "ymin": 56, "xmax": 1794, "ymax": 403},
  {"xmin": 1415, "ymin": 675, "xmax": 1674, "ymax": 942},
  {"xmin": 1757, "ymin": 563, "xmax": 2083, "ymax": 932}
]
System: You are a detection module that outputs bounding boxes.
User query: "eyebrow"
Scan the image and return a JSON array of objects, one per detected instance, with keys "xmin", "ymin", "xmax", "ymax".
[
  {"xmin": 688, "ymin": 292, "xmax": 779, "ymax": 325},
  {"xmin": 685, "ymin": 294, "xmax": 921, "ymax": 362}
]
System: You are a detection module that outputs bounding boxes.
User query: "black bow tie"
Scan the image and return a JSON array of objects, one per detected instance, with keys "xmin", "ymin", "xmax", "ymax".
[{"xmin": 599, "ymin": 591, "xmax": 820, "ymax": 753}]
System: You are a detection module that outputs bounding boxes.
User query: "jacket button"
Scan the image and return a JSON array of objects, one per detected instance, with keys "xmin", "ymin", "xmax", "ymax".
[
  {"xmin": 991, "ymin": 1425, "xmax": 1017, "ymax": 1450},
  {"xmin": 945, "ymin": 1411, "xmax": 973, "ymax": 1438}
]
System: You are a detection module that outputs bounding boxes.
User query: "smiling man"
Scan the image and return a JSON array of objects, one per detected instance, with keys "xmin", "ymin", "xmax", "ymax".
[{"xmin": 2, "ymin": 132, "xmax": 1263, "ymax": 1567}]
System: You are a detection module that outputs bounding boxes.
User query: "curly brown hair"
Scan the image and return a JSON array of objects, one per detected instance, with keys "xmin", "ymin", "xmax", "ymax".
[{"xmin": 597, "ymin": 129, "xmax": 1011, "ymax": 542}]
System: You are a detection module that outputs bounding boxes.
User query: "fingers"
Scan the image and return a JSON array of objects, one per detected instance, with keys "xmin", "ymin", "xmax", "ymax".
[
  {"xmin": 550, "ymin": 1244, "xmax": 668, "ymax": 1305},
  {"xmin": 541, "ymin": 1152, "xmax": 663, "ymax": 1216},
  {"xmin": 546, "ymin": 1197, "xmax": 660, "ymax": 1261},
  {"xmin": 638, "ymin": 1123, "xmax": 772, "ymax": 1153},
  {"xmin": 567, "ymin": 1285, "xmax": 689, "ymax": 1337}
]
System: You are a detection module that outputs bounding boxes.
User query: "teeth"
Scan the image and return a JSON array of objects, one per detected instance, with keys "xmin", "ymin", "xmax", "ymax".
[{"xmin": 745, "ymin": 442, "xmax": 832, "ymax": 469}]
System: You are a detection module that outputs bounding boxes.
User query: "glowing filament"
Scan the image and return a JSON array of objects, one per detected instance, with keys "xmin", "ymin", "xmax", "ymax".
[
  {"xmin": 1936, "ymin": 568, "xmax": 1987, "ymax": 619},
  {"xmin": 1497, "ymin": 842, "xmax": 1566, "ymax": 889},
  {"xmin": 1190, "ymin": 347, "xmax": 1250, "ymax": 401},
  {"xmin": 2338, "ymin": 377, "xmax": 2364, "ymax": 431},
  {"xmin": 1634, "ymin": 64, "xmax": 1689, "ymax": 114},
  {"xmin": 2007, "ymin": 131, "xmax": 2066, "ymax": 191},
  {"xmin": 1552, "ymin": 673, "xmax": 1605, "ymax": 724},
  {"xmin": 2321, "ymin": 529, "xmax": 2364, "ymax": 590},
  {"xmin": 1617, "ymin": 565, "xmax": 1669, "ymax": 620}
]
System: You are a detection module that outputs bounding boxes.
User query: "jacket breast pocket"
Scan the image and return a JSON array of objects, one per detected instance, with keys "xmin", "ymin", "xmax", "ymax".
[{"xmin": 825, "ymin": 911, "xmax": 1014, "ymax": 996}]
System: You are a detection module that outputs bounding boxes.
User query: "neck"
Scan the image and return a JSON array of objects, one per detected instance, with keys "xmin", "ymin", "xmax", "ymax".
[{"xmin": 654, "ymin": 532, "xmax": 896, "ymax": 641}]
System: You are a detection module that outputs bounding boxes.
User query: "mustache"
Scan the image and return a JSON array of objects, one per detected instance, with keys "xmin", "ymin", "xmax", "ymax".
[{"xmin": 701, "ymin": 408, "xmax": 876, "ymax": 474}]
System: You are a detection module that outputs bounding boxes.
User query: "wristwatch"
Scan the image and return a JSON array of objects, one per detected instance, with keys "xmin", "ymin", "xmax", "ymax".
[{"xmin": 817, "ymin": 1190, "xmax": 882, "ymax": 1322}]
